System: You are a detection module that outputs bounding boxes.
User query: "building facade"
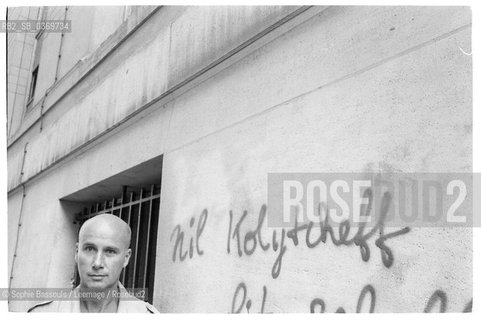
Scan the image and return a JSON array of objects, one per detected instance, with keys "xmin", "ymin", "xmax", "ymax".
[{"xmin": 7, "ymin": 6, "xmax": 472, "ymax": 312}]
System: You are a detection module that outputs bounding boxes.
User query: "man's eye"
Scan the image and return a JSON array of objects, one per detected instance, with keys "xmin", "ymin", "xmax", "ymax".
[
  {"xmin": 85, "ymin": 247, "xmax": 95, "ymax": 252},
  {"xmin": 106, "ymin": 249, "xmax": 116, "ymax": 254}
]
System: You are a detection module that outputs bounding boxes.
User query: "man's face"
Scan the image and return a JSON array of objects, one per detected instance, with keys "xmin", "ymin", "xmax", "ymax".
[{"xmin": 75, "ymin": 221, "xmax": 131, "ymax": 290}]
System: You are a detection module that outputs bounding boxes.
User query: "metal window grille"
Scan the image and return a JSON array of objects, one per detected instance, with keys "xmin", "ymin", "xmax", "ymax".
[{"xmin": 74, "ymin": 184, "xmax": 160, "ymax": 304}]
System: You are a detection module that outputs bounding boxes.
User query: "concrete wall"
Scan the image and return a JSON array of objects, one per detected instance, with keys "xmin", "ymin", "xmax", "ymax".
[
  {"xmin": 153, "ymin": 6, "xmax": 472, "ymax": 312},
  {"xmin": 6, "ymin": 7, "xmax": 41, "ymax": 137},
  {"xmin": 7, "ymin": 6, "xmax": 133, "ymax": 139},
  {"xmin": 7, "ymin": 6, "xmax": 471, "ymax": 312},
  {"xmin": 7, "ymin": 6, "xmax": 301, "ymax": 192}
]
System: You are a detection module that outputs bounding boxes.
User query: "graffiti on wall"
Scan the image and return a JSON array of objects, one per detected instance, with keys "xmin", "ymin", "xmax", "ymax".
[
  {"xmin": 227, "ymin": 190, "xmax": 411, "ymax": 279},
  {"xmin": 169, "ymin": 189, "xmax": 472, "ymax": 312},
  {"xmin": 170, "ymin": 209, "xmax": 208, "ymax": 262},
  {"xmin": 230, "ymin": 282, "xmax": 473, "ymax": 313}
]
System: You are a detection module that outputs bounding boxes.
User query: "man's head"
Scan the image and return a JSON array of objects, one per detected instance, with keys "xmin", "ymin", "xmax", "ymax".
[{"xmin": 75, "ymin": 214, "xmax": 132, "ymax": 290}]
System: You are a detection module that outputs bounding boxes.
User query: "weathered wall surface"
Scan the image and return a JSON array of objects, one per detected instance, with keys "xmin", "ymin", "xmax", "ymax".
[
  {"xmin": 7, "ymin": 6, "xmax": 472, "ymax": 313},
  {"xmin": 6, "ymin": 8, "xmax": 40, "ymax": 138},
  {"xmin": 7, "ymin": 6, "xmax": 302, "ymax": 192},
  {"xmin": 7, "ymin": 6, "xmax": 151, "ymax": 141},
  {"xmin": 153, "ymin": 6, "xmax": 472, "ymax": 312}
]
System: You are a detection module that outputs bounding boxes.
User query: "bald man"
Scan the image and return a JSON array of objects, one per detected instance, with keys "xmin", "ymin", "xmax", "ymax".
[{"xmin": 28, "ymin": 214, "xmax": 159, "ymax": 313}]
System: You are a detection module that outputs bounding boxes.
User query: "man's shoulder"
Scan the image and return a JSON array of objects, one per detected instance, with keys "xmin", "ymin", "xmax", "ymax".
[
  {"xmin": 27, "ymin": 299, "xmax": 80, "ymax": 312},
  {"xmin": 117, "ymin": 282, "xmax": 159, "ymax": 313},
  {"xmin": 145, "ymin": 301, "xmax": 159, "ymax": 314},
  {"xmin": 119, "ymin": 295, "xmax": 160, "ymax": 313},
  {"xmin": 27, "ymin": 300, "xmax": 55, "ymax": 312}
]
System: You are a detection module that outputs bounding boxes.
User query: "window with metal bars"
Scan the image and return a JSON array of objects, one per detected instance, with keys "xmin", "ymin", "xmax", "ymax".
[{"xmin": 74, "ymin": 184, "xmax": 160, "ymax": 304}]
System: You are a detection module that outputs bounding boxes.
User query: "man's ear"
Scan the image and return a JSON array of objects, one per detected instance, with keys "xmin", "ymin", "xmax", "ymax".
[
  {"xmin": 123, "ymin": 248, "xmax": 132, "ymax": 268},
  {"xmin": 74, "ymin": 243, "xmax": 79, "ymax": 264}
]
